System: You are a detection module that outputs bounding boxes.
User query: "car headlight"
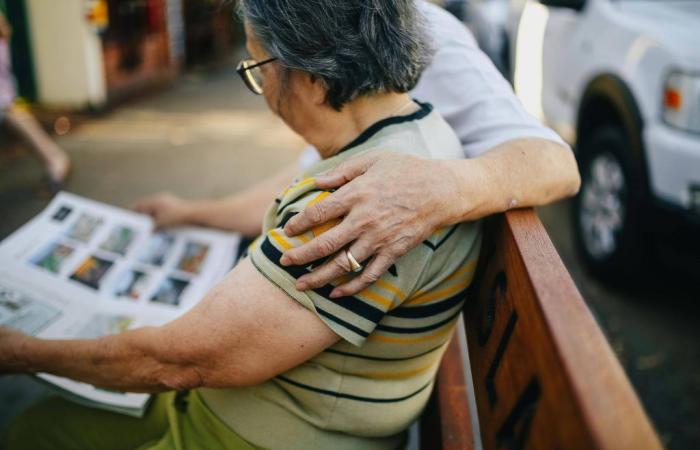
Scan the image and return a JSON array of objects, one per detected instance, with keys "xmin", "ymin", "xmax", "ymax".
[{"xmin": 663, "ymin": 71, "xmax": 700, "ymax": 134}]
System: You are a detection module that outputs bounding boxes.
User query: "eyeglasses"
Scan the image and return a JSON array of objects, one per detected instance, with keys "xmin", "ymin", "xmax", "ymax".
[{"xmin": 237, "ymin": 57, "xmax": 277, "ymax": 95}]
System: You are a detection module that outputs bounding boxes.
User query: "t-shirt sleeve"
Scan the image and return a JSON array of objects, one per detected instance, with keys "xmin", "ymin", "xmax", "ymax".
[
  {"xmin": 248, "ymin": 192, "xmax": 419, "ymax": 347},
  {"xmin": 413, "ymin": 1, "xmax": 569, "ymax": 158}
]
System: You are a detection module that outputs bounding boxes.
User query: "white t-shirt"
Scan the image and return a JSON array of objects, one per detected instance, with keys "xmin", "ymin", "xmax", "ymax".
[{"xmin": 298, "ymin": 1, "xmax": 567, "ymax": 169}]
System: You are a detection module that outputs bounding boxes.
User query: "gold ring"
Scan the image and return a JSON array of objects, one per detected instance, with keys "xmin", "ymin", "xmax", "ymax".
[{"xmin": 346, "ymin": 250, "xmax": 363, "ymax": 273}]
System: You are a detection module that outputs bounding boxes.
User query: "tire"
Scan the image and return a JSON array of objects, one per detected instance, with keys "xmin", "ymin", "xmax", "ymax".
[{"xmin": 573, "ymin": 125, "xmax": 651, "ymax": 281}]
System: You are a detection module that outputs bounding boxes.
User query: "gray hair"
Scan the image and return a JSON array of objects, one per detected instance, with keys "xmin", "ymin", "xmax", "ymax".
[{"xmin": 239, "ymin": 0, "xmax": 432, "ymax": 110}]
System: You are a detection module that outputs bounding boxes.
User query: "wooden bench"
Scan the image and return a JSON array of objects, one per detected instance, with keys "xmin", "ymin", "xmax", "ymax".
[{"xmin": 420, "ymin": 209, "xmax": 663, "ymax": 450}]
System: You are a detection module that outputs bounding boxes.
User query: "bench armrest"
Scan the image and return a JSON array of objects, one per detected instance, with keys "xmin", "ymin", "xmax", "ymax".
[{"xmin": 424, "ymin": 209, "xmax": 662, "ymax": 450}]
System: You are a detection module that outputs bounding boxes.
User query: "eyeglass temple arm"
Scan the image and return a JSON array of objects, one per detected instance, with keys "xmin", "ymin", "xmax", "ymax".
[{"xmin": 244, "ymin": 57, "xmax": 278, "ymax": 70}]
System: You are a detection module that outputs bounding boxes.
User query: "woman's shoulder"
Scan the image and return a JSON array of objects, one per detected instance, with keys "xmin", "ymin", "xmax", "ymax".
[{"xmin": 271, "ymin": 177, "xmax": 329, "ymax": 225}]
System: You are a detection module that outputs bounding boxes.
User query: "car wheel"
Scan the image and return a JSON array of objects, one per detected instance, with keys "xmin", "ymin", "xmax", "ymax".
[{"xmin": 573, "ymin": 126, "xmax": 650, "ymax": 280}]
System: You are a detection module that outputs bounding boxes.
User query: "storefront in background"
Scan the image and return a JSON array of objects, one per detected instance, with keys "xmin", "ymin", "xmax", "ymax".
[
  {"xmin": 2, "ymin": 0, "xmax": 37, "ymax": 102},
  {"xmin": 101, "ymin": 0, "xmax": 184, "ymax": 99},
  {"xmin": 18, "ymin": 0, "xmax": 184, "ymax": 110},
  {"xmin": 183, "ymin": 0, "xmax": 239, "ymax": 67},
  {"xmin": 14, "ymin": 0, "xmax": 238, "ymax": 110}
]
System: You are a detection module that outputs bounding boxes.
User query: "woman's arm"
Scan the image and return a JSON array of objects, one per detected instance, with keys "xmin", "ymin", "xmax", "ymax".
[
  {"xmin": 0, "ymin": 259, "xmax": 339, "ymax": 393},
  {"xmin": 279, "ymin": 137, "xmax": 580, "ymax": 297},
  {"xmin": 131, "ymin": 163, "xmax": 298, "ymax": 236}
]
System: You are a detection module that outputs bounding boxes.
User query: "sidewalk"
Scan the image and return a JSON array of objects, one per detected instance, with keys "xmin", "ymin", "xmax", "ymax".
[
  {"xmin": 0, "ymin": 65, "xmax": 304, "ymax": 432},
  {"xmin": 0, "ymin": 66, "xmax": 305, "ymax": 240}
]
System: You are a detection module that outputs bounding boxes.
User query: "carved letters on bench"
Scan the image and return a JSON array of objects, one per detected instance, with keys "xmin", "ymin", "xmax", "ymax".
[{"xmin": 423, "ymin": 210, "xmax": 663, "ymax": 450}]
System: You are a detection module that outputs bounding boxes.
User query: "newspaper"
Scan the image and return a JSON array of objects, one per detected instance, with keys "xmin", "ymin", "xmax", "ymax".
[{"xmin": 0, "ymin": 192, "xmax": 241, "ymax": 417}]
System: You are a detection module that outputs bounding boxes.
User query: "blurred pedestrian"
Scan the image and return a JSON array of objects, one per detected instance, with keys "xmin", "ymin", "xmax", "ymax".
[{"xmin": 0, "ymin": 11, "xmax": 70, "ymax": 192}]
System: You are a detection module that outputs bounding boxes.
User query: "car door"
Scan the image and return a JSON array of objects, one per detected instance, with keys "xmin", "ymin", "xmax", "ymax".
[
  {"xmin": 512, "ymin": 0, "xmax": 595, "ymax": 137},
  {"xmin": 541, "ymin": 0, "xmax": 584, "ymax": 139}
]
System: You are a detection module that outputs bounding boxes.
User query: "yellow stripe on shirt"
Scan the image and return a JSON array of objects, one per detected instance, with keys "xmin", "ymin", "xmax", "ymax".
[
  {"xmin": 268, "ymin": 229, "xmax": 294, "ymax": 251},
  {"xmin": 406, "ymin": 274, "xmax": 474, "ymax": 306},
  {"xmin": 282, "ymin": 177, "xmax": 316, "ymax": 195},
  {"xmin": 349, "ymin": 363, "xmax": 433, "ymax": 380},
  {"xmin": 441, "ymin": 259, "xmax": 478, "ymax": 285},
  {"xmin": 307, "ymin": 191, "xmax": 330, "ymax": 205},
  {"xmin": 359, "ymin": 289, "xmax": 393, "ymax": 310},
  {"xmin": 367, "ymin": 321, "xmax": 457, "ymax": 345},
  {"xmin": 375, "ymin": 279, "xmax": 407, "ymax": 301},
  {"xmin": 408, "ymin": 259, "xmax": 477, "ymax": 305},
  {"xmin": 357, "ymin": 279, "xmax": 408, "ymax": 310},
  {"xmin": 306, "ymin": 192, "xmax": 343, "ymax": 237}
]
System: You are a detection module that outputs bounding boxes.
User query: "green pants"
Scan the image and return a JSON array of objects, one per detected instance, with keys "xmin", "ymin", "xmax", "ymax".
[{"xmin": 4, "ymin": 390, "xmax": 262, "ymax": 450}]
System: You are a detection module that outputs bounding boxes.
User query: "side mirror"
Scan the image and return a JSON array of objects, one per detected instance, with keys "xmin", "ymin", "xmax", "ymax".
[{"xmin": 539, "ymin": 0, "xmax": 586, "ymax": 11}]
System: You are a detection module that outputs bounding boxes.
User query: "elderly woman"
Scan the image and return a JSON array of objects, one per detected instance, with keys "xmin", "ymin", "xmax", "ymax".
[
  {"xmin": 1, "ymin": 1, "xmax": 480, "ymax": 449},
  {"xmin": 134, "ymin": 0, "xmax": 579, "ymax": 300}
]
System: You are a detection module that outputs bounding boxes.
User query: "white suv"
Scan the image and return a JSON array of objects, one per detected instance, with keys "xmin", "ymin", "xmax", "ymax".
[{"xmin": 509, "ymin": 0, "xmax": 700, "ymax": 277}]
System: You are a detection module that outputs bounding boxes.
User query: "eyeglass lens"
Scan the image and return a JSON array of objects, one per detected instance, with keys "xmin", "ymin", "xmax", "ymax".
[{"xmin": 242, "ymin": 60, "xmax": 264, "ymax": 94}]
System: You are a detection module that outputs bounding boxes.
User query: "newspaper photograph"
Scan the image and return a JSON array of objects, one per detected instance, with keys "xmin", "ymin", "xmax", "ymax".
[{"xmin": 0, "ymin": 192, "xmax": 242, "ymax": 416}]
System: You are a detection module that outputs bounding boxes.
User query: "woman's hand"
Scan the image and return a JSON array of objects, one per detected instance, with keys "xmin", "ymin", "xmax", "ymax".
[
  {"xmin": 280, "ymin": 137, "xmax": 580, "ymax": 297},
  {"xmin": 280, "ymin": 152, "xmax": 471, "ymax": 297},
  {"xmin": 131, "ymin": 192, "xmax": 193, "ymax": 228}
]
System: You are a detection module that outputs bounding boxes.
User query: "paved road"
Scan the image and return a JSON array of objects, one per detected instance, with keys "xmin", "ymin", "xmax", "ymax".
[
  {"xmin": 1, "ymin": 66, "xmax": 698, "ymax": 448},
  {"xmin": 538, "ymin": 202, "xmax": 700, "ymax": 449}
]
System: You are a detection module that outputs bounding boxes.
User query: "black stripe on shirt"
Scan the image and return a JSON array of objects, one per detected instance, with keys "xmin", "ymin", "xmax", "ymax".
[
  {"xmin": 235, "ymin": 235, "xmax": 257, "ymax": 264},
  {"xmin": 278, "ymin": 211, "xmax": 298, "ymax": 229},
  {"xmin": 387, "ymin": 288, "xmax": 469, "ymax": 318},
  {"xmin": 277, "ymin": 189, "xmax": 325, "ymax": 217},
  {"xmin": 276, "ymin": 376, "xmax": 432, "ymax": 403},
  {"xmin": 377, "ymin": 307, "xmax": 462, "ymax": 334},
  {"xmin": 317, "ymin": 308, "xmax": 369, "ymax": 338},
  {"xmin": 323, "ymin": 344, "xmax": 444, "ymax": 362},
  {"xmin": 260, "ymin": 238, "xmax": 385, "ymax": 324},
  {"xmin": 422, "ymin": 225, "xmax": 459, "ymax": 251},
  {"xmin": 337, "ymin": 101, "xmax": 434, "ymax": 155}
]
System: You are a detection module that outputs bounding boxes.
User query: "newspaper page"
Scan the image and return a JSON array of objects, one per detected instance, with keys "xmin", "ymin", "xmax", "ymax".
[{"xmin": 0, "ymin": 192, "xmax": 241, "ymax": 416}]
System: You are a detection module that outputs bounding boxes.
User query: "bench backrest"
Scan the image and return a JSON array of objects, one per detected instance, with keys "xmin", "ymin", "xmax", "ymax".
[{"xmin": 421, "ymin": 209, "xmax": 662, "ymax": 450}]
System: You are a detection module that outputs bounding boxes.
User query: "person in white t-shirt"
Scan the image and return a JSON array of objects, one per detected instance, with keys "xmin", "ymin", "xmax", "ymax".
[{"xmin": 133, "ymin": 1, "xmax": 580, "ymax": 296}]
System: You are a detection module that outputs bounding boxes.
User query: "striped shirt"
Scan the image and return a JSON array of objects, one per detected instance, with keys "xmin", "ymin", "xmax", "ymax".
[{"xmin": 199, "ymin": 102, "xmax": 482, "ymax": 450}]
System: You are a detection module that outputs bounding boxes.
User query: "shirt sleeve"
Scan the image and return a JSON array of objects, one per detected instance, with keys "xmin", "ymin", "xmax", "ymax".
[
  {"xmin": 413, "ymin": 2, "xmax": 568, "ymax": 158},
  {"xmin": 248, "ymin": 192, "xmax": 420, "ymax": 347}
]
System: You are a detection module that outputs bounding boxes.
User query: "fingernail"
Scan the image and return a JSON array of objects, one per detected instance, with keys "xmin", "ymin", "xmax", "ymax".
[
  {"xmin": 280, "ymin": 255, "xmax": 290, "ymax": 266},
  {"xmin": 297, "ymin": 282, "xmax": 307, "ymax": 291},
  {"xmin": 330, "ymin": 289, "xmax": 341, "ymax": 298}
]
